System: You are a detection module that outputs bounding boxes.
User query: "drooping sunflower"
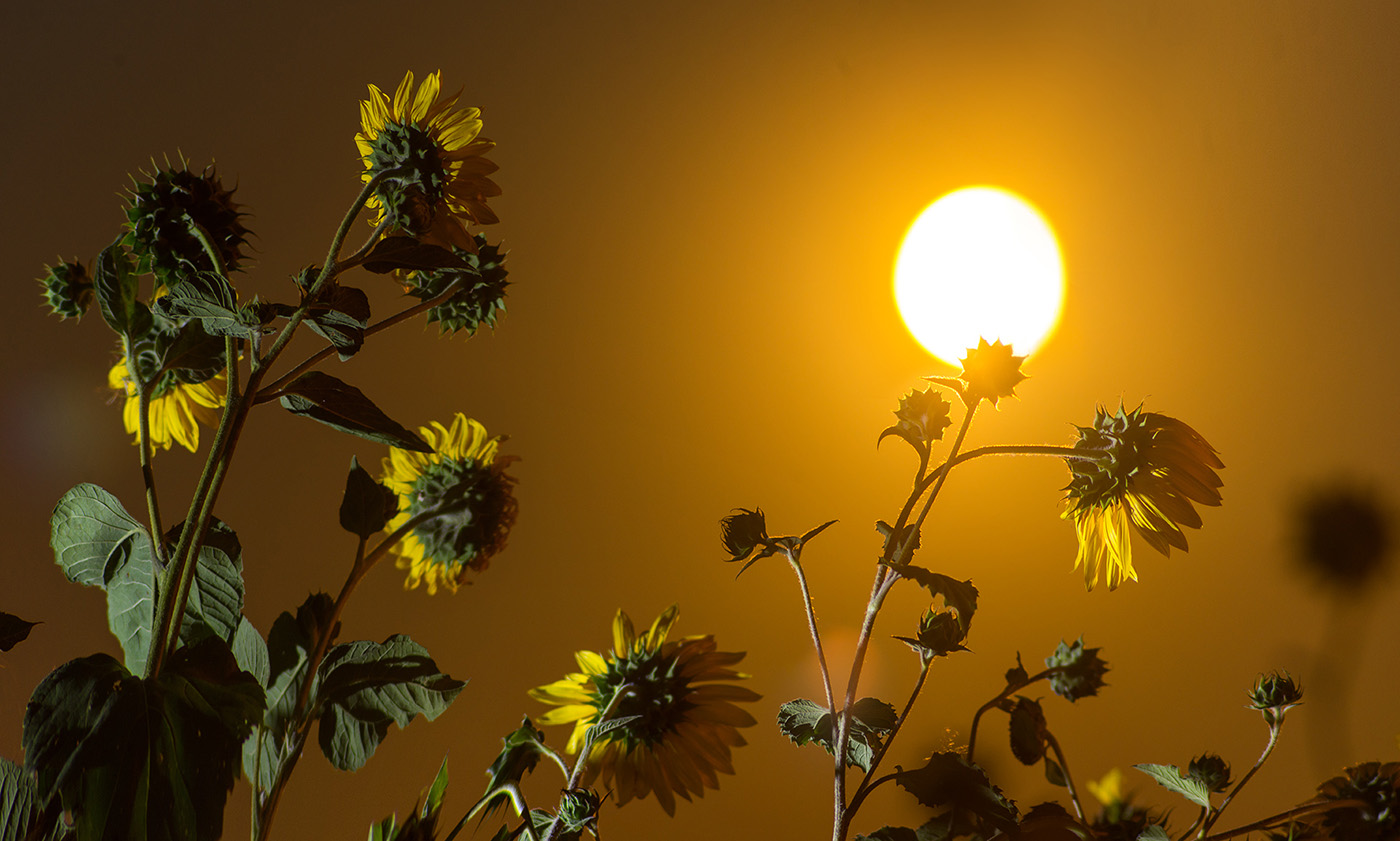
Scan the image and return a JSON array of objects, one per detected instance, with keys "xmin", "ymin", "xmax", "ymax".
[
  {"xmin": 355, "ymin": 70, "xmax": 500, "ymax": 252},
  {"xmin": 1062, "ymin": 404, "xmax": 1224, "ymax": 590},
  {"xmin": 529, "ymin": 606, "xmax": 759, "ymax": 816},
  {"xmin": 380, "ymin": 414, "xmax": 517, "ymax": 594},
  {"xmin": 108, "ymin": 358, "xmax": 227, "ymax": 453}
]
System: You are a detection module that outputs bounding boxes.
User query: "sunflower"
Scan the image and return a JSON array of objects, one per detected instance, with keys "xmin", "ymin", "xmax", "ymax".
[
  {"xmin": 380, "ymin": 414, "xmax": 517, "ymax": 594},
  {"xmin": 1062, "ymin": 405, "xmax": 1224, "ymax": 590},
  {"xmin": 108, "ymin": 358, "xmax": 227, "ymax": 453},
  {"xmin": 356, "ymin": 70, "xmax": 500, "ymax": 252},
  {"xmin": 529, "ymin": 606, "xmax": 759, "ymax": 816}
]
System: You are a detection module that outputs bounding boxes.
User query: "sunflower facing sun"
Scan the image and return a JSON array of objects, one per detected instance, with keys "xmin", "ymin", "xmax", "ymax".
[
  {"xmin": 355, "ymin": 70, "xmax": 500, "ymax": 252},
  {"xmin": 529, "ymin": 606, "xmax": 759, "ymax": 816}
]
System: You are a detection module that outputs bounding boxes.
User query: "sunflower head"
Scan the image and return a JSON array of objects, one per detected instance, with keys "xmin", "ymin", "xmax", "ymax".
[
  {"xmin": 39, "ymin": 259, "xmax": 94, "ymax": 320},
  {"xmin": 124, "ymin": 161, "xmax": 251, "ymax": 284},
  {"xmin": 879, "ymin": 387, "xmax": 953, "ymax": 453},
  {"xmin": 1310, "ymin": 762, "xmax": 1400, "ymax": 841},
  {"xmin": 1062, "ymin": 405, "xmax": 1224, "ymax": 591},
  {"xmin": 356, "ymin": 71, "xmax": 500, "ymax": 252},
  {"xmin": 108, "ymin": 355, "xmax": 228, "ymax": 453},
  {"xmin": 957, "ymin": 338, "xmax": 1027, "ymax": 406},
  {"xmin": 400, "ymin": 236, "xmax": 509, "ymax": 337},
  {"xmin": 529, "ymin": 606, "xmax": 759, "ymax": 816},
  {"xmin": 380, "ymin": 414, "xmax": 518, "ymax": 594}
]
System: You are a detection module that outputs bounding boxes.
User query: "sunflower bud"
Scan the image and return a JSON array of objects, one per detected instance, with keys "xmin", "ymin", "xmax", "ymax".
[
  {"xmin": 720, "ymin": 508, "xmax": 769, "ymax": 562},
  {"xmin": 1312, "ymin": 762, "xmax": 1400, "ymax": 841},
  {"xmin": 1248, "ymin": 671, "xmax": 1303, "ymax": 726},
  {"xmin": 956, "ymin": 338, "xmax": 1027, "ymax": 407},
  {"xmin": 124, "ymin": 162, "xmax": 250, "ymax": 284},
  {"xmin": 38, "ymin": 259, "xmax": 94, "ymax": 320},
  {"xmin": 1187, "ymin": 753, "xmax": 1233, "ymax": 793},
  {"xmin": 400, "ymin": 237, "xmax": 509, "ymax": 337}
]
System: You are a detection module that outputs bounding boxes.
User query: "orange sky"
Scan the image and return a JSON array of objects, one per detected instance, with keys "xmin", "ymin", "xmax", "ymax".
[{"xmin": 2, "ymin": 4, "xmax": 1398, "ymax": 839}]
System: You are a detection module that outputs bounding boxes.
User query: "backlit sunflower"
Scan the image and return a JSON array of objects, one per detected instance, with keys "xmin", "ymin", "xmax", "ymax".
[
  {"xmin": 108, "ymin": 358, "xmax": 227, "ymax": 453},
  {"xmin": 356, "ymin": 70, "xmax": 500, "ymax": 252},
  {"xmin": 1062, "ymin": 405, "xmax": 1223, "ymax": 590},
  {"xmin": 380, "ymin": 414, "xmax": 517, "ymax": 594},
  {"xmin": 529, "ymin": 606, "xmax": 759, "ymax": 816}
]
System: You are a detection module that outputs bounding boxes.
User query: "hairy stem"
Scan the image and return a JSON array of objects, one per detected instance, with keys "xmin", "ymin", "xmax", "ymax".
[
  {"xmin": 784, "ymin": 546, "xmax": 836, "ymax": 714},
  {"xmin": 846, "ymin": 659, "xmax": 932, "ymax": 820},
  {"xmin": 1199, "ymin": 722, "xmax": 1282, "ymax": 838}
]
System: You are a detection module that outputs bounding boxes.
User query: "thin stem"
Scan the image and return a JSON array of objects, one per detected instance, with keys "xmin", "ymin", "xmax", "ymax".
[
  {"xmin": 541, "ymin": 685, "xmax": 635, "ymax": 841},
  {"xmin": 1042, "ymin": 731, "xmax": 1084, "ymax": 820},
  {"xmin": 966, "ymin": 666, "xmax": 1060, "ymax": 764},
  {"xmin": 784, "ymin": 547, "xmax": 836, "ymax": 714},
  {"xmin": 1197, "ymin": 798, "xmax": 1367, "ymax": 841},
  {"xmin": 847, "ymin": 659, "xmax": 932, "ymax": 820},
  {"xmin": 1199, "ymin": 723, "xmax": 1282, "ymax": 837},
  {"xmin": 255, "ymin": 275, "xmax": 466, "ymax": 404},
  {"xmin": 124, "ymin": 339, "xmax": 167, "ymax": 570}
]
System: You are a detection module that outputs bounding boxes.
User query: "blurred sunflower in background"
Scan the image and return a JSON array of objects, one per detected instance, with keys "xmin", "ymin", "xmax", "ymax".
[
  {"xmin": 380, "ymin": 413, "xmax": 517, "ymax": 594},
  {"xmin": 529, "ymin": 605, "xmax": 759, "ymax": 816},
  {"xmin": 1062, "ymin": 405, "xmax": 1223, "ymax": 591},
  {"xmin": 108, "ymin": 357, "xmax": 227, "ymax": 453},
  {"xmin": 356, "ymin": 70, "xmax": 500, "ymax": 252}
]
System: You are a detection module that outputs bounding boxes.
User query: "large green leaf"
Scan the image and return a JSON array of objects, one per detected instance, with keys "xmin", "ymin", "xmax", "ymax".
[
  {"xmin": 49, "ymin": 484, "xmax": 156, "ymax": 673},
  {"xmin": 1133, "ymin": 763, "xmax": 1212, "ymax": 808},
  {"xmin": 306, "ymin": 285, "xmax": 370, "ymax": 360},
  {"xmin": 278, "ymin": 372, "xmax": 432, "ymax": 453},
  {"xmin": 93, "ymin": 238, "xmax": 147, "ymax": 337},
  {"xmin": 776, "ymin": 698, "xmax": 893, "ymax": 772},
  {"xmin": 243, "ymin": 594, "xmax": 333, "ymax": 792},
  {"xmin": 22, "ymin": 639, "xmax": 263, "ymax": 841},
  {"xmin": 152, "ymin": 271, "xmax": 250, "ymax": 338},
  {"xmin": 0, "ymin": 755, "xmax": 38, "ymax": 841},
  {"xmin": 174, "ymin": 519, "xmax": 245, "ymax": 646},
  {"xmin": 893, "ymin": 752, "xmax": 1018, "ymax": 836},
  {"xmin": 315, "ymin": 635, "xmax": 465, "ymax": 772}
]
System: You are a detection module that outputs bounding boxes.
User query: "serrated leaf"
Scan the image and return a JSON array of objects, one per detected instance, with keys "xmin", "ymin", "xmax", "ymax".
[
  {"xmin": 174, "ymin": 519, "xmax": 244, "ymax": 647},
  {"xmin": 153, "ymin": 271, "xmax": 250, "ymax": 338},
  {"xmin": 306, "ymin": 285, "xmax": 370, "ymax": 360},
  {"xmin": 1133, "ymin": 763, "xmax": 1212, "ymax": 808},
  {"xmin": 0, "ymin": 613, "xmax": 39, "ymax": 652},
  {"xmin": 94, "ymin": 238, "xmax": 144, "ymax": 336},
  {"xmin": 893, "ymin": 752, "xmax": 1019, "ymax": 835},
  {"xmin": 776, "ymin": 699, "xmax": 881, "ymax": 771},
  {"xmin": 243, "ymin": 594, "xmax": 331, "ymax": 791},
  {"xmin": 22, "ymin": 639, "xmax": 263, "ymax": 841},
  {"xmin": 362, "ymin": 236, "xmax": 473, "ymax": 274},
  {"xmin": 481, "ymin": 718, "xmax": 547, "ymax": 818},
  {"xmin": 1137, "ymin": 827, "xmax": 1171, "ymax": 841},
  {"xmin": 231, "ymin": 617, "xmax": 269, "ymax": 688},
  {"xmin": 883, "ymin": 563, "xmax": 978, "ymax": 632},
  {"xmin": 278, "ymin": 371, "xmax": 432, "ymax": 452},
  {"xmin": 315, "ymin": 635, "xmax": 465, "ymax": 772},
  {"xmin": 339, "ymin": 456, "xmax": 398, "ymax": 539},
  {"xmin": 851, "ymin": 697, "xmax": 898, "ymax": 733},
  {"xmin": 0, "ymin": 755, "xmax": 38, "ymax": 841}
]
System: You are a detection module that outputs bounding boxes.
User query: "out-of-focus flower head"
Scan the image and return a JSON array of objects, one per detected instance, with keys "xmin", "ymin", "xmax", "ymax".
[
  {"xmin": 1061, "ymin": 404, "xmax": 1223, "ymax": 591},
  {"xmin": 356, "ymin": 70, "xmax": 500, "ymax": 252},
  {"xmin": 38, "ymin": 259, "xmax": 94, "ymax": 320},
  {"xmin": 380, "ymin": 414, "xmax": 517, "ymax": 594},
  {"xmin": 1293, "ymin": 481, "xmax": 1393, "ymax": 593},
  {"xmin": 1310, "ymin": 761, "xmax": 1400, "ymax": 841},
  {"xmin": 108, "ymin": 356, "xmax": 227, "ymax": 453},
  {"xmin": 398, "ymin": 236, "xmax": 509, "ymax": 337},
  {"xmin": 124, "ymin": 160, "xmax": 251, "ymax": 284},
  {"xmin": 529, "ymin": 605, "xmax": 758, "ymax": 816}
]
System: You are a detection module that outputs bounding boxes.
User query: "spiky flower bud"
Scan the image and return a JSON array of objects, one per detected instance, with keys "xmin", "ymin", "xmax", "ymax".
[
  {"xmin": 38, "ymin": 259, "xmax": 94, "ymax": 319},
  {"xmin": 1248, "ymin": 671, "xmax": 1304, "ymax": 726},
  {"xmin": 125, "ymin": 162, "xmax": 250, "ymax": 285},
  {"xmin": 1187, "ymin": 753, "xmax": 1233, "ymax": 793}
]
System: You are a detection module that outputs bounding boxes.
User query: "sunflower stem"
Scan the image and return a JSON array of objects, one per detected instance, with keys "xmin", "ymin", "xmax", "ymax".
[
  {"xmin": 1195, "ymin": 798, "xmax": 1367, "ymax": 841},
  {"xmin": 541, "ymin": 684, "xmax": 636, "ymax": 841},
  {"xmin": 124, "ymin": 337, "xmax": 168, "ymax": 570},
  {"xmin": 1043, "ymin": 730, "xmax": 1085, "ymax": 820},
  {"xmin": 783, "ymin": 546, "xmax": 836, "ymax": 714},
  {"xmin": 846, "ymin": 658, "xmax": 932, "ymax": 820},
  {"xmin": 1197, "ymin": 722, "xmax": 1282, "ymax": 838},
  {"xmin": 965, "ymin": 666, "xmax": 1061, "ymax": 764}
]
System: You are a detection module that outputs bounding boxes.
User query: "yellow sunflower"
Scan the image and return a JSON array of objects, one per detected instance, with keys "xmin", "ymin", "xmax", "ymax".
[
  {"xmin": 529, "ymin": 606, "xmax": 759, "ymax": 816},
  {"xmin": 380, "ymin": 413, "xmax": 517, "ymax": 594},
  {"xmin": 355, "ymin": 70, "xmax": 500, "ymax": 252},
  {"xmin": 108, "ymin": 358, "xmax": 226, "ymax": 453},
  {"xmin": 1062, "ymin": 405, "xmax": 1224, "ymax": 590}
]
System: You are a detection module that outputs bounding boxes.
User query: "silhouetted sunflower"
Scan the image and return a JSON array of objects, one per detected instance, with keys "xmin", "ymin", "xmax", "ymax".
[{"xmin": 529, "ymin": 606, "xmax": 759, "ymax": 816}]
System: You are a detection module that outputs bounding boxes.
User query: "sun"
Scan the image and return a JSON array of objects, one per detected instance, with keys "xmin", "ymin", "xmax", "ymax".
[{"xmin": 893, "ymin": 186, "xmax": 1064, "ymax": 366}]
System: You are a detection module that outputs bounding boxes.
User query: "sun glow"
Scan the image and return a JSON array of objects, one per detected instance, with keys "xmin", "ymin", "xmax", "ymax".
[{"xmin": 894, "ymin": 187, "xmax": 1064, "ymax": 366}]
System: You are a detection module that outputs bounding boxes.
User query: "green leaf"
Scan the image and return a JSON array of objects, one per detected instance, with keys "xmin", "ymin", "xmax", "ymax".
[
  {"xmin": 366, "ymin": 758, "xmax": 450, "ymax": 841},
  {"xmin": 93, "ymin": 238, "xmax": 146, "ymax": 336},
  {"xmin": 340, "ymin": 456, "xmax": 399, "ymax": 539},
  {"xmin": 278, "ymin": 371, "xmax": 432, "ymax": 453},
  {"xmin": 362, "ymin": 236, "xmax": 473, "ymax": 274},
  {"xmin": 0, "ymin": 613, "xmax": 39, "ymax": 652},
  {"xmin": 49, "ymin": 484, "xmax": 157, "ymax": 673},
  {"xmin": 481, "ymin": 718, "xmax": 548, "ymax": 818},
  {"xmin": 1045, "ymin": 637, "xmax": 1110, "ymax": 703},
  {"xmin": 315, "ymin": 635, "xmax": 465, "ymax": 772},
  {"xmin": 893, "ymin": 752, "xmax": 1019, "ymax": 835},
  {"xmin": 857, "ymin": 828, "xmax": 919, "ymax": 841},
  {"xmin": 1044, "ymin": 755, "xmax": 1068, "ymax": 788},
  {"xmin": 883, "ymin": 563, "xmax": 978, "ymax": 633},
  {"xmin": 232, "ymin": 617, "xmax": 269, "ymax": 688},
  {"xmin": 307, "ymin": 285, "xmax": 371, "ymax": 360},
  {"xmin": 776, "ymin": 698, "xmax": 887, "ymax": 772},
  {"xmin": 161, "ymin": 320, "xmax": 227, "ymax": 385},
  {"xmin": 152, "ymin": 270, "xmax": 250, "ymax": 338},
  {"xmin": 1133, "ymin": 763, "xmax": 1212, "ymax": 808},
  {"xmin": 1137, "ymin": 827, "xmax": 1171, "ymax": 841},
  {"xmin": 22, "ymin": 639, "xmax": 263, "ymax": 841},
  {"xmin": 0, "ymin": 755, "xmax": 39, "ymax": 841},
  {"xmin": 243, "ymin": 593, "xmax": 334, "ymax": 791},
  {"xmin": 174, "ymin": 519, "xmax": 245, "ymax": 647}
]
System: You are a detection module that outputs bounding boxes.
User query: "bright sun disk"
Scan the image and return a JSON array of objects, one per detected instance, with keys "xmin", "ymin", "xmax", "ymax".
[{"xmin": 893, "ymin": 186, "xmax": 1064, "ymax": 366}]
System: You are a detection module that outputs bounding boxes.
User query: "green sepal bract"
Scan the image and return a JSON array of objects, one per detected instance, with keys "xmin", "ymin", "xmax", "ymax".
[
  {"xmin": 49, "ymin": 483, "xmax": 157, "ymax": 674},
  {"xmin": 306, "ymin": 285, "xmax": 370, "ymax": 360},
  {"xmin": 314, "ymin": 635, "xmax": 465, "ymax": 772},
  {"xmin": 0, "ymin": 755, "xmax": 39, "ymax": 841},
  {"xmin": 1133, "ymin": 763, "xmax": 1212, "ymax": 809},
  {"xmin": 21, "ymin": 638, "xmax": 264, "ymax": 841},
  {"xmin": 278, "ymin": 371, "xmax": 433, "ymax": 453},
  {"xmin": 93, "ymin": 237, "xmax": 150, "ymax": 338},
  {"xmin": 340, "ymin": 456, "xmax": 399, "ymax": 539},
  {"xmin": 0, "ymin": 613, "xmax": 39, "ymax": 652},
  {"xmin": 776, "ymin": 697, "xmax": 895, "ymax": 772},
  {"xmin": 892, "ymin": 752, "xmax": 1019, "ymax": 837},
  {"xmin": 1044, "ymin": 637, "xmax": 1109, "ymax": 702}
]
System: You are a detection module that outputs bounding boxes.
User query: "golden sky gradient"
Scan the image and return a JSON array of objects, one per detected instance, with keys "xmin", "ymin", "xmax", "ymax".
[{"xmin": 2, "ymin": 4, "xmax": 1398, "ymax": 839}]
